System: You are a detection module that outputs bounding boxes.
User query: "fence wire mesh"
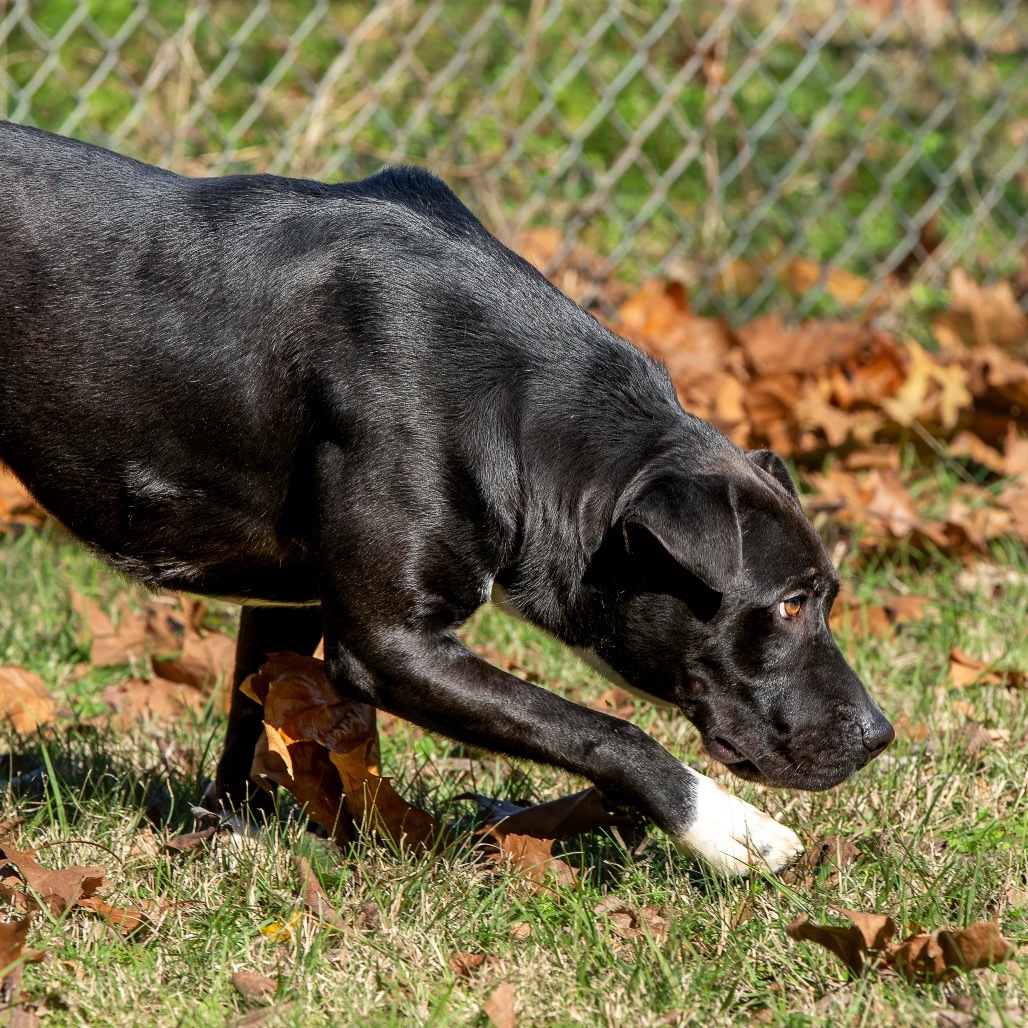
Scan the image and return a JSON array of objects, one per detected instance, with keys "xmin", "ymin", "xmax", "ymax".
[{"xmin": 2, "ymin": 0, "xmax": 1026, "ymax": 319}]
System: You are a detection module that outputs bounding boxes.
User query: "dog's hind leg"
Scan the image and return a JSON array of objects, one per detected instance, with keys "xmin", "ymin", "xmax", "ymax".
[{"xmin": 214, "ymin": 604, "xmax": 324, "ymax": 812}]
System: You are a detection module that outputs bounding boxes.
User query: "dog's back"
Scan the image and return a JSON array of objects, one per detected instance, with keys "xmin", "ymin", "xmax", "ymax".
[{"xmin": 0, "ymin": 124, "xmax": 676, "ymax": 605}]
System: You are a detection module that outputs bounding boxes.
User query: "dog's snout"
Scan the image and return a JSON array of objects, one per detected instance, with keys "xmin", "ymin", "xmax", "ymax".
[{"xmin": 860, "ymin": 709, "xmax": 895, "ymax": 757}]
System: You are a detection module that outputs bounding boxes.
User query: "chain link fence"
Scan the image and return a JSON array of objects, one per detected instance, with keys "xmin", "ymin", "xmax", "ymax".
[{"xmin": 2, "ymin": 0, "xmax": 1026, "ymax": 319}]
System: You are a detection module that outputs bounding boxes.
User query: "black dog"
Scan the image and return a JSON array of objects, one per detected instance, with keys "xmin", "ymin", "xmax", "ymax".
[{"xmin": 0, "ymin": 124, "xmax": 893, "ymax": 874}]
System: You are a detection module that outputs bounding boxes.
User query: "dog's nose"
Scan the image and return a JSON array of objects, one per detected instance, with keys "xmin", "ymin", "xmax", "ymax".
[{"xmin": 860, "ymin": 710, "xmax": 895, "ymax": 756}]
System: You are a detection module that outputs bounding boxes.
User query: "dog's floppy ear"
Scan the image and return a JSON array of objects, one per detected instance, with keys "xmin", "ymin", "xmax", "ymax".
[
  {"xmin": 746, "ymin": 449, "xmax": 799, "ymax": 500},
  {"xmin": 614, "ymin": 473, "xmax": 742, "ymax": 592}
]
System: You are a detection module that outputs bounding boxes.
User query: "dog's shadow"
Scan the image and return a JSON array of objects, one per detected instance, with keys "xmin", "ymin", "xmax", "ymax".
[{"xmin": 1, "ymin": 724, "xmax": 705, "ymax": 893}]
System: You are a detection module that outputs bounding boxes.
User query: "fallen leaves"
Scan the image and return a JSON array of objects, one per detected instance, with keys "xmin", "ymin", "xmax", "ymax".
[
  {"xmin": 231, "ymin": 971, "xmax": 276, "ymax": 1004},
  {"xmin": 244, "ymin": 653, "xmax": 441, "ymax": 850},
  {"xmin": 0, "ymin": 843, "xmax": 106, "ymax": 918},
  {"xmin": 448, "ymin": 951, "xmax": 498, "ymax": 978},
  {"xmin": 461, "ymin": 787, "xmax": 636, "ymax": 841},
  {"xmin": 67, "ymin": 591, "xmax": 238, "ymax": 727},
  {"xmin": 786, "ymin": 911, "xmax": 1014, "ymax": 982},
  {"xmin": 487, "ymin": 833, "xmax": 577, "ymax": 889},
  {"xmin": 0, "ymin": 668, "xmax": 56, "ymax": 735},
  {"xmin": 0, "ymin": 839, "xmax": 154, "ymax": 935},
  {"xmin": 594, "ymin": 898, "xmax": 670, "ymax": 944},
  {"xmin": 295, "ymin": 856, "xmax": 347, "ymax": 932},
  {"xmin": 945, "ymin": 648, "xmax": 1026, "ymax": 690},
  {"xmin": 483, "ymin": 981, "xmax": 517, "ymax": 1028},
  {"xmin": 781, "ymin": 836, "xmax": 861, "ymax": 890},
  {"xmin": 0, "ymin": 467, "xmax": 44, "ymax": 533},
  {"xmin": 0, "ymin": 914, "xmax": 45, "ymax": 1027}
]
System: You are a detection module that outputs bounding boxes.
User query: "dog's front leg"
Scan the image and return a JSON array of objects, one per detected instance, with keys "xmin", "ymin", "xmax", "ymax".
[{"xmin": 324, "ymin": 625, "xmax": 801, "ymax": 876}]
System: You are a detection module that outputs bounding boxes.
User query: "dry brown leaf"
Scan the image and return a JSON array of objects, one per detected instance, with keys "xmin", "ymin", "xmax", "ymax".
[
  {"xmin": 618, "ymin": 281, "xmax": 733, "ymax": 366},
  {"xmin": 100, "ymin": 676, "xmax": 205, "ymax": 727},
  {"xmin": 0, "ymin": 843, "xmax": 107, "ymax": 918},
  {"xmin": 489, "ymin": 833, "xmax": 577, "ymax": 889},
  {"xmin": 830, "ymin": 597, "xmax": 892, "ymax": 641},
  {"xmin": 594, "ymin": 898, "xmax": 670, "ymax": 943},
  {"xmin": 786, "ymin": 913, "xmax": 882, "ymax": 976},
  {"xmin": 892, "ymin": 921, "xmax": 1013, "ymax": 982},
  {"xmin": 0, "ymin": 913, "xmax": 44, "ymax": 1023},
  {"xmin": 946, "ymin": 648, "xmax": 1026, "ymax": 690},
  {"xmin": 0, "ymin": 668, "xmax": 55, "ymax": 735},
  {"xmin": 957, "ymin": 721, "xmax": 1009, "ymax": 758},
  {"xmin": 882, "ymin": 594, "xmax": 930, "ymax": 623},
  {"xmin": 356, "ymin": 900, "xmax": 381, "ymax": 933},
  {"xmin": 243, "ymin": 653, "xmax": 379, "ymax": 765},
  {"xmin": 1006, "ymin": 887, "xmax": 1028, "ymax": 908},
  {"xmin": 250, "ymin": 731, "xmax": 355, "ymax": 845},
  {"xmin": 787, "ymin": 913, "xmax": 1012, "ymax": 982},
  {"xmin": 163, "ymin": 826, "xmax": 219, "ymax": 856},
  {"xmin": 782, "ymin": 836, "xmax": 862, "ymax": 889},
  {"xmin": 0, "ymin": 915, "xmax": 44, "ymax": 971},
  {"xmin": 76, "ymin": 895, "xmax": 152, "ymax": 933},
  {"xmin": 468, "ymin": 787, "xmax": 636, "ymax": 841},
  {"xmin": 331, "ymin": 742, "xmax": 443, "ymax": 851},
  {"xmin": 1003, "ymin": 426, "xmax": 1028, "ymax": 476},
  {"xmin": 232, "ymin": 971, "xmax": 276, "ymax": 1004},
  {"xmin": 448, "ymin": 951, "xmax": 497, "ymax": 978},
  {"xmin": 893, "ymin": 715, "xmax": 930, "ymax": 742},
  {"xmin": 591, "ymin": 686, "xmax": 635, "ymax": 720},
  {"xmin": 998, "ymin": 484, "xmax": 1028, "ymax": 543},
  {"xmin": 295, "ymin": 856, "xmax": 346, "ymax": 932},
  {"xmin": 483, "ymin": 981, "xmax": 517, "ymax": 1028},
  {"xmin": 70, "ymin": 590, "xmax": 149, "ymax": 668},
  {"xmin": 244, "ymin": 653, "xmax": 384, "ymax": 845},
  {"xmin": 949, "ymin": 431, "xmax": 1007, "ymax": 473},
  {"xmin": 736, "ymin": 316, "xmax": 866, "ymax": 376},
  {"xmin": 0, "ymin": 467, "xmax": 45, "ymax": 532},
  {"xmin": 866, "ymin": 468, "xmax": 925, "ymax": 538},
  {"xmin": 152, "ymin": 626, "xmax": 235, "ymax": 701},
  {"xmin": 946, "ymin": 268, "xmax": 1028, "ymax": 353}
]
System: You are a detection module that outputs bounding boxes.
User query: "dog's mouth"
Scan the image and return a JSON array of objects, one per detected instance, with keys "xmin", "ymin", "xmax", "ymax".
[{"xmin": 704, "ymin": 735, "xmax": 760, "ymax": 777}]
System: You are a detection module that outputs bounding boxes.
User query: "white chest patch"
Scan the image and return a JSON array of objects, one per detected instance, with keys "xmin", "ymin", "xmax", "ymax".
[{"xmin": 674, "ymin": 766, "xmax": 803, "ymax": 876}]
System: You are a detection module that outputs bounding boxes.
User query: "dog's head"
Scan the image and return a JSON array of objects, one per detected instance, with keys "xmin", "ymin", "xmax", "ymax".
[{"xmin": 583, "ymin": 446, "xmax": 893, "ymax": 791}]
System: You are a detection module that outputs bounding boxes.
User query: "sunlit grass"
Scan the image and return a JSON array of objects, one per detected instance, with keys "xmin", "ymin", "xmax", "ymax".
[{"xmin": 0, "ymin": 511, "xmax": 1025, "ymax": 1025}]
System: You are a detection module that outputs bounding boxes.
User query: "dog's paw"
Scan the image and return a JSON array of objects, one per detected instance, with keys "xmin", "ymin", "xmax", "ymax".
[{"xmin": 672, "ymin": 767, "xmax": 802, "ymax": 877}]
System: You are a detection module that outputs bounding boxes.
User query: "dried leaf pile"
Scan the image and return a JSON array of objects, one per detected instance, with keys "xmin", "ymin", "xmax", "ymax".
[{"xmin": 520, "ymin": 231, "xmax": 1028, "ymax": 563}]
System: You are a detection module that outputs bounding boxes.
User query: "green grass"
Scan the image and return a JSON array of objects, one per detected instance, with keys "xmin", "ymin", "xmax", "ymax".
[{"xmin": 1, "ymin": 474, "xmax": 1026, "ymax": 1026}]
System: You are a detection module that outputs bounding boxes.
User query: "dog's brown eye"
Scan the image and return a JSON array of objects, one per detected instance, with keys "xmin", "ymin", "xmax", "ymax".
[{"xmin": 779, "ymin": 595, "xmax": 804, "ymax": 619}]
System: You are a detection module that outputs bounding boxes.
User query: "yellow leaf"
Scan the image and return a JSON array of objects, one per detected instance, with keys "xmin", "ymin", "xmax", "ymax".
[
  {"xmin": 880, "ymin": 342, "xmax": 933, "ymax": 426},
  {"xmin": 931, "ymin": 361, "xmax": 972, "ymax": 430},
  {"xmin": 264, "ymin": 723, "xmax": 294, "ymax": 778},
  {"xmin": 260, "ymin": 910, "xmax": 303, "ymax": 943}
]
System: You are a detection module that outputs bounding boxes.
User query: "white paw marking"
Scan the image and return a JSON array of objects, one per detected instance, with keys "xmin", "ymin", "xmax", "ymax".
[{"xmin": 672, "ymin": 766, "xmax": 803, "ymax": 877}]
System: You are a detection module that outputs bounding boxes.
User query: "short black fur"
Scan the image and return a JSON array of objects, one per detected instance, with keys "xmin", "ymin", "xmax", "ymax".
[{"xmin": 0, "ymin": 124, "xmax": 893, "ymax": 848}]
